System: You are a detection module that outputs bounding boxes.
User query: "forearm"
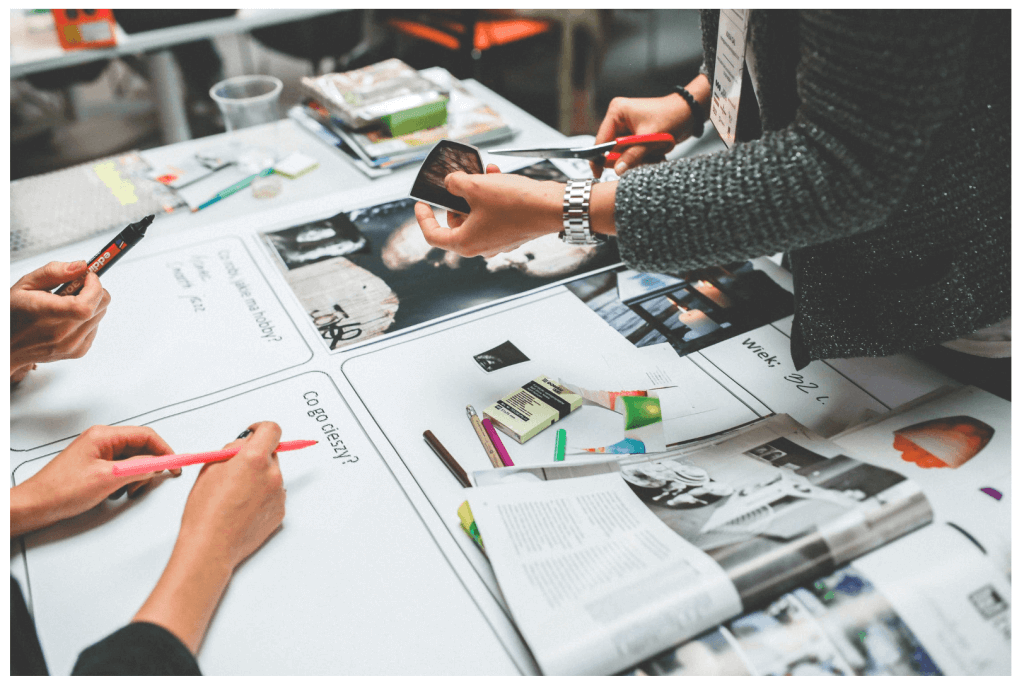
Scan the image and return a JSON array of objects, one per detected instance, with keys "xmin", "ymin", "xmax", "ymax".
[
  {"xmin": 132, "ymin": 539, "xmax": 233, "ymax": 655},
  {"xmin": 11, "ymin": 348, "xmax": 37, "ymax": 380},
  {"xmin": 590, "ymin": 181, "xmax": 618, "ymax": 237},
  {"xmin": 613, "ymin": 10, "xmax": 974, "ymax": 273},
  {"xmin": 10, "ymin": 482, "xmax": 62, "ymax": 536}
]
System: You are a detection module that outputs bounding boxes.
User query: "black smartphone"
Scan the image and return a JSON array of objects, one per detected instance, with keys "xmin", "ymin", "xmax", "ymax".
[{"xmin": 409, "ymin": 139, "xmax": 483, "ymax": 215}]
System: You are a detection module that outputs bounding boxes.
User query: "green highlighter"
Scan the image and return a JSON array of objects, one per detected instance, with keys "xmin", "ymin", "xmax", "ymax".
[{"xmin": 553, "ymin": 428, "xmax": 567, "ymax": 461}]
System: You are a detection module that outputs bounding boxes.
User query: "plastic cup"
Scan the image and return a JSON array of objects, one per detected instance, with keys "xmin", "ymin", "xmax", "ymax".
[{"xmin": 209, "ymin": 75, "xmax": 283, "ymax": 131}]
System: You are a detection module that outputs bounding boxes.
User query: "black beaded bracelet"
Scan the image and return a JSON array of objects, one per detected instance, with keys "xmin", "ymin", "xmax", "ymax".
[{"xmin": 673, "ymin": 85, "xmax": 705, "ymax": 139}]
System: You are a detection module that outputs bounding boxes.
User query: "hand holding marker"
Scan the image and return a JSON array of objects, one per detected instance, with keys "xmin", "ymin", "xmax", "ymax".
[
  {"xmin": 112, "ymin": 438, "xmax": 318, "ymax": 477},
  {"xmin": 54, "ymin": 215, "xmax": 154, "ymax": 296}
]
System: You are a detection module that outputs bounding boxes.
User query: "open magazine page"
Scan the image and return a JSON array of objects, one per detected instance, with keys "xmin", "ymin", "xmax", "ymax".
[
  {"xmin": 628, "ymin": 523, "xmax": 1009, "ymax": 676},
  {"xmin": 476, "ymin": 415, "xmax": 932, "ymax": 610},
  {"xmin": 469, "ymin": 416, "xmax": 933, "ymax": 674},
  {"xmin": 832, "ymin": 386, "xmax": 1011, "ymax": 576},
  {"xmin": 464, "ymin": 473, "xmax": 744, "ymax": 676}
]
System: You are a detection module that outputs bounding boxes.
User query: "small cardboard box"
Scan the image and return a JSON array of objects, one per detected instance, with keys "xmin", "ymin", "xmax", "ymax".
[{"xmin": 483, "ymin": 376, "xmax": 582, "ymax": 444}]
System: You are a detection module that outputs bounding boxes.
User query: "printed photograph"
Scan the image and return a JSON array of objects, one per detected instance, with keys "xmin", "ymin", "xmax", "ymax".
[
  {"xmin": 564, "ymin": 262, "xmax": 793, "ymax": 358},
  {"xmin": 617, "ymin": 436, "xmax": 920, "ymax": 602},
  {"xmin": 892, "ymin": 415, "xmax": 994, "ymax": 469},
  {"xmin": 409, "ymin": 140, "xmax": 483, "ymax": 213},
  {"xmin": 629, "ymin": 567, "xmax": 941, "ymax": 676},
  {"xmin": 262, "ymin": 212, "xmax": 368, "ymax": 271},
  {"xmin": 262, "ymin": 161, "xmax": 620, "ymax": 352},
  {"xmin": 474, "ymin": 340, "xmax": 530, "ymax": 373}
]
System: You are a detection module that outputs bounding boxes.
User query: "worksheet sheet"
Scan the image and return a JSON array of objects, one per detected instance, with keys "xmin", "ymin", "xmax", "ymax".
[
  {"xmin": 11, "ymin": 236, "xmax": 313, "ymax": 451},
  {"xmin": 13, "ymin": 372, "xmax": 528, "ymax": 675},
  {"xmin": 338, "ymin": 280, "xmax": 956, "ymax": 598}
]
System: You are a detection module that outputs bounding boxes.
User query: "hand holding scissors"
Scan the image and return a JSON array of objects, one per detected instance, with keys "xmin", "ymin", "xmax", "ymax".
[{"xmin": 489, "ymin": 132, "xmax": 676, "ymax": 169}]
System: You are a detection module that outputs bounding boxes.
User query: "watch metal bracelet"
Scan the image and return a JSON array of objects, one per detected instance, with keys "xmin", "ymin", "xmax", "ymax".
[{"xmin": 561, "ymin": 179, "xmax": 603, "ymax": 245}]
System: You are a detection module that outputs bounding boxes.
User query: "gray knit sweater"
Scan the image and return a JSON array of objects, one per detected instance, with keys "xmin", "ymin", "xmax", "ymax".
[{"xmin": 614, "ymin": 10, "xmax": 1010, "ymax": 369}]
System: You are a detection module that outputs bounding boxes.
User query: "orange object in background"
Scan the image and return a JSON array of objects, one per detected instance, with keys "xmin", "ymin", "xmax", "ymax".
[
  {"xmin": 386, "ymin": 15, "xmax": 550, "ymax": 53},
  {"xmin": 53, "ymin": 9, "xmax": 117, "ymax": 50}
]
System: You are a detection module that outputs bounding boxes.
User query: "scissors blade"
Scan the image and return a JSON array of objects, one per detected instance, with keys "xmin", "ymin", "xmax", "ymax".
[{"xmin": 488, "ymin": 144, "xmax": 606, "ymax": 160}]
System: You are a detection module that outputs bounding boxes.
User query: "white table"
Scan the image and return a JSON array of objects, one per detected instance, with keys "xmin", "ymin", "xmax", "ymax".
[
  {"xmin": 10, "ymin": 76, "xmax": 968, "ymax": 673},
  {"xmin": 10, "ymin": 9, "xmax": 350, "ymax": 143},
  {"xmin": 136, "ymin": 78, "xmax": 569, "ymax": 237},
  {"xmin": 9, "ymin": 78, "xmax": 570, "ymax": 675}
]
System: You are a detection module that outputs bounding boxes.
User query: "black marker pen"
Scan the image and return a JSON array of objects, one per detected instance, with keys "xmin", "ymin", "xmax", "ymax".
[{"xmin": 54, "ymin": 214, "xmax": 154, "ymax": 296}]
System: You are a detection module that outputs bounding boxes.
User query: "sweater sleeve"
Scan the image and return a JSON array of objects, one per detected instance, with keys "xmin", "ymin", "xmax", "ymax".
[
  {"xmin": 614, "ymin": 10, "xmax": 975, "ymax": 273},
  {"xmin": 72, "ymin": 622, "xmax": 201, "ymax": 675}
]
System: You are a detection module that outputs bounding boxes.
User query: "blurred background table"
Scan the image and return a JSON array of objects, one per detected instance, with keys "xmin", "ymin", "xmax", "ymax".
[
  {"xmin": 11, "ymin": 9, "xmax": 361, "ymax": 145},
  {"xmin": 11, "ymin": 10, "xmax": 705, "ymax": 181}
]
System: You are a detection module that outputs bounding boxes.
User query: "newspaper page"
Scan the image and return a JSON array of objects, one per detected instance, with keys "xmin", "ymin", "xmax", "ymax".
[
  {"xmin": 627, "ymin": 523, "xmax": 1009, "ymax": 676},
  {"xmin": 464, "ymin": 473, "xmax": 744, "ymax": 676},
  {"xmin": 475, "ymin": 415, "xmax": 932, "ymax": 611}
]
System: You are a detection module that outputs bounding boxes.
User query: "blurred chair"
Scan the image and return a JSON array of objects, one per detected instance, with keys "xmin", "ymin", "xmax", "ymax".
[
  {"xmin": 382, "ymin": 10, "xmax": 552, "ymax": 89},
  {"xmin": 249, "ymin": 10, "xmax": 367, "ymax": 74}
]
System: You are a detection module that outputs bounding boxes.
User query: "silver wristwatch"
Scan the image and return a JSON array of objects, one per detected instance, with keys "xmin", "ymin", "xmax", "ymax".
[{"xmin": 560, "ymin": 179, "xmax": 605, "ymax": 245}]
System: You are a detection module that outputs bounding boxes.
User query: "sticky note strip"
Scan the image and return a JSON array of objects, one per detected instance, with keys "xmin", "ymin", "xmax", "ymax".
[{"xmin": 274, "ymin": 152, "xmax": 319, "ymax": 179}]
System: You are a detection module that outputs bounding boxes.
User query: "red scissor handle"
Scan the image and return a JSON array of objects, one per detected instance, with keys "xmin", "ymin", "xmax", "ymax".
[{"xmin": 604, "ymin": 132, "xmax": 677, "ymax": 167}]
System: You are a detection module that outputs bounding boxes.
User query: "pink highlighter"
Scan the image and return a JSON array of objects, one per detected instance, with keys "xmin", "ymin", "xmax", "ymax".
[
  {"xmin": 111, "ymin": 439, "xmax": 318, "ymax": 477},
  {"xmin": 481, "ymin": 418, "xmax": 514, "ymax": 467}
]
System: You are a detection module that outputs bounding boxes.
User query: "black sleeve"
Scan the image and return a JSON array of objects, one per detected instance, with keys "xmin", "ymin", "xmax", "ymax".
[
  {"xmin": 72, "ymin": 622, "xmax": 201, "ymax": 676},
  {"xmin": 11, "ymin": 578, "xmax": 49, "ymax": 676}
]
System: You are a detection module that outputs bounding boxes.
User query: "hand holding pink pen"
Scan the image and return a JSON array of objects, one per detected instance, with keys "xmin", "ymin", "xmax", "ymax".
[{"xmin": 111, "ymin": 439, "xmax": 318, "ymax": 477}]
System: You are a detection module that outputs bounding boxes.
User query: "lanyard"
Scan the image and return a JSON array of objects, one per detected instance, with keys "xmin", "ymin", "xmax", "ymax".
[{"xmin": 708, "ymin": 9, "xmax": 750, "ymax": 149}]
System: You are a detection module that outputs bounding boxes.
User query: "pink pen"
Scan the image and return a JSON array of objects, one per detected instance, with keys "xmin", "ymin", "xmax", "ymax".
[
  {"xmin": 481, "ymin": 418, "xmax": 514, "ymax": 467},
  {"xmin": 111, "ymin": 439, "xmax": 318, "ymax": 477}
]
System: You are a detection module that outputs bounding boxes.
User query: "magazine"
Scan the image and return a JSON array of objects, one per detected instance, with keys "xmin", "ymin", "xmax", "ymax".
[
  {"xmin": 301, "ymin": 58, "xmax": 448, "ymax": 130},
  {"xmin": 831, "ymin": 385, "xmax": 1011, "ymax": 576},
  {"xmin": 626, "ymin": 523, "xmax": 1010, "ymax": 675},
  {"xmin": 466, "ymin": 415, "xmax": 932, "ymax": 675},
  {"xmin": 303, "ymin": 67, "xmax": 513, "ymax": 167}
]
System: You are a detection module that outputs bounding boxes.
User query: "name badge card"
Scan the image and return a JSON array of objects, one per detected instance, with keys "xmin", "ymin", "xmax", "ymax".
[{"xmin": 709, "ymin": 9, "xmax": 749, "ymax": 149}]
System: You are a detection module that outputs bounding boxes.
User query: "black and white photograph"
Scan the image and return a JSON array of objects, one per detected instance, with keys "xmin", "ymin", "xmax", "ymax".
[
  {"xmin": 618, "ymin": 435, "xmax": 924, "ymax": 603},
  {"xmin": 473, "ymin": 340, "xmax": 530, "ymax": 373},
  {"xmin": 262, "ymin": 161, "xmax": 620, "ymax": 352},
  {"xmin": 261, "ymin": 211, "xmax": 368, "ymax": 270}
]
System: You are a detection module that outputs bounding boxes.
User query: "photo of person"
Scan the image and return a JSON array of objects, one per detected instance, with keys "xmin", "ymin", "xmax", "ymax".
[{"xmin": 409, "ymin": 140, "xmax": 484, "ymax": 214}]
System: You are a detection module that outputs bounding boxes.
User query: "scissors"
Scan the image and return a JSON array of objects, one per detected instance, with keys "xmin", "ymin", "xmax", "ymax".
[{"xmin": 489, "ymin": 133, "xmax": 676, "ymax": 168}]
